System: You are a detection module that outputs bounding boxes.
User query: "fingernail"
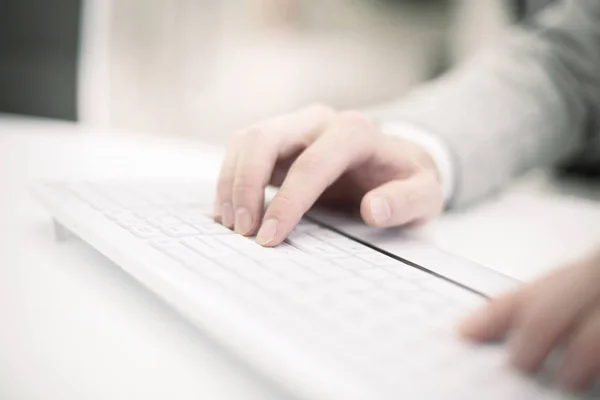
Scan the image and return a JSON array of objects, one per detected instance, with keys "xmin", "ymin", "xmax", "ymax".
[
  {"xmin": 369, "ymin": 196, "xmax": 392, "ymax": 226},
  {"xmin": 235, "ymin": 207, "xmax": 252, "ymax": 235},
  {"xmin": 221, "ymin": 203, "xmax": 234, "ymax": 228},
  {"xmin": 256, "ymin": 219, "xmax": 278, "ymax": 246}
]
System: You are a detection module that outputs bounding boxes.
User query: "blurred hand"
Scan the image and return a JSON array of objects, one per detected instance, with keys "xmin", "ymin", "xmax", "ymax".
[
  {"xmin": 460, "ymin": 249, "xmax": 600, "ymax": 391},
  {"xmin": 213, "ymin": 104, "xmax": 444, "ymax": 246}
]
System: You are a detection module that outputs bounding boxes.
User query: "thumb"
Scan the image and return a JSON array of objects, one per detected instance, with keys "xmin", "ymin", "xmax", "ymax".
[{"xmin": 360, "ymin": 172, "xmax": 443, "ymax": 228}]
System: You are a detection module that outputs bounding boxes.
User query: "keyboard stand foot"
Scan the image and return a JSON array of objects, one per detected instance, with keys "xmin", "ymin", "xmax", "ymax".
[{"xmin": 53, "ymin": 220, "xmax": 72, "ymax": 242}]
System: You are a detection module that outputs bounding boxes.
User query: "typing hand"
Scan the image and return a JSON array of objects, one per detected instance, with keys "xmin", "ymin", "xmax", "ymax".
[
  {"xmin": 460, "ymin": 249, "xmax": 600, "ymax": 391},
  {"xmin": 213, "ymin": 105, "xmax": 444, "ymax": 246}
]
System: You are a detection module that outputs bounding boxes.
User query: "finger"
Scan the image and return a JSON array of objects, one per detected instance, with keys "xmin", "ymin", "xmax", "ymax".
[
  {"xmin": 459, "ymin": 291, "xmax": 522, "ymax": 342},
  {"xmin": 360, "ymin": 171, "xmax": 443, "ymax": 228},
  {"xmin": 215, "ymin": 135, "xmax": 242, "ymax": 227},
  {"xmin": 231, "ymin": 129, "xmax": 282, "ymax": 236},
  {"xmin": 557, "ymin": 307, "xmax": 600, "ymax": 391},
  {"xmin": 509, "ymin": 264, "xmax": 600, "ymax": 374},
  {"xmin": 231, "ymin": 105, "xmax": 334, "ymax": 236},
  {"xmin": 257, "ymin": 111, "xmax": 376, "ymax": 246}
]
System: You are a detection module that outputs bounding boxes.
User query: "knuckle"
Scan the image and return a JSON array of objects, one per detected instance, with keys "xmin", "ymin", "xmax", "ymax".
[
  {"xmin": 232, "ymin": 173, "xmax": 261, "ymax": 194},
  {"xmin": 336, "ymin": 111, "xmax": 377, "ymax": 151},
  {"xmin": 269, "ymin": 192, "xmax": 305, "ymax": 218},
  {"xmin": 293, "ymin": 153, "xmax": 323, "ymax": 177},
  {"xmin": 307, "ymin": 103, "xmax": 336, "ymax": 119},
  {"xmin": 519, "ymin": 304, "xmax": 556, "ymax": 338},
  {"xmin": 232, "ymin": 129, "xmax": 248, "ymax": 142},
  {"xmin": 338, "ymin": 110, "xmax": 376, "ymax": 132},
  {"xmin": 235, "ymin": 127, "xmax": 267, "ymax": 142},
  {"xmin": 217, "ymin": 178, "xmax": 233, "ymax": 198}
]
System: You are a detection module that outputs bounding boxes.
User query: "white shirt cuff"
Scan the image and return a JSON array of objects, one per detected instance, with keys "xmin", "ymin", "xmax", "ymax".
[{"xmin": 380, "ymin": 122, "xmax": 455, "ymax": 206}]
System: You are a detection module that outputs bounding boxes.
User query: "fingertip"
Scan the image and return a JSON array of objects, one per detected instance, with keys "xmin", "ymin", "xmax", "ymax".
[
  {"xmin": 256, "ymin": 218, "xmax": 280, "ymax": 247},
  {"xmin": 458, "ymin": 310, "xmax": 496, "ymax": 342},
  {"xmin": 458, "ymin": 304, "xmax": 513, "ymax": 343},
  {"xmin": 360, "ymin": 194, "xmax": 391, "ymax": 228}
]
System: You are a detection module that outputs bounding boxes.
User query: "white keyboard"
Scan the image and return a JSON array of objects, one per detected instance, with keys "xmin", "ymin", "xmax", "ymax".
[{"xmin": 38, "ymin": 181, "xmax": 588, "ymax": 400}]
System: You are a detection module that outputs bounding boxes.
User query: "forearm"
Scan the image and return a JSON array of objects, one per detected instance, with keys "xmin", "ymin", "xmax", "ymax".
[{"xmin": 380, "ymin": 0, "xmax": 600, "ymax": 208}]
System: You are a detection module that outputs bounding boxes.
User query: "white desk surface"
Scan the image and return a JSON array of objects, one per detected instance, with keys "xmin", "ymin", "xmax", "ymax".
[{"xmin": 1, "ymin": 115, "xmax": 600, "ymax": 400}]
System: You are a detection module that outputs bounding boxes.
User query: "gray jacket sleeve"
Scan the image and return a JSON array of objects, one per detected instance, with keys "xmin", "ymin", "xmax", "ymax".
[{"xmin": 382, "ymin": 0, "xmax": 600, "ymax": 208}]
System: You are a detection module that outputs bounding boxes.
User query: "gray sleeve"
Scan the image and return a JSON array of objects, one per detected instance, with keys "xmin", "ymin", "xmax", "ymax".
[{"xmin": 381, "ymin": 0, "xmax": 600, "ymax": 208}]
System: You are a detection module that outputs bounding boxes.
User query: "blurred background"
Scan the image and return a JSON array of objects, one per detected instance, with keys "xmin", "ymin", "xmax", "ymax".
[{"xmin": 0, "ymin": 0, "xmax": 516, "ymax": 144}]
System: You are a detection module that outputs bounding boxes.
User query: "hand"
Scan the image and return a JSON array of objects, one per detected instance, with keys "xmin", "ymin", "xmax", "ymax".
[
  {"xmin": 460, "ymin": 249, "xmax": 600, "ymax": 391},
  {"xmin": 213, "ymin": 104, "xmax": 444, "ymax": 246}
]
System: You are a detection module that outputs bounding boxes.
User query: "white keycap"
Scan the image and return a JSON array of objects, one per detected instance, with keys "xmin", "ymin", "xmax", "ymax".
[
  {"xmin": 159, "ymin": 242, "xmax": 207, "ymax": 266},
  {"xmin": 176, "ymin": 209, "xmax": 211, "ymax": 224},
  {"xmin": 216, "ymin": 235, "xmax": 300, "ymax": 260},
  {"xmin": 150, "ymin": 238, "xmax": 179, "ymax": 250},
  {"xmin": 313, "ymin": 264, "xmax": 356, "ymax": 280},
  {"xmin": 161, "ymin": 225, "xmax": 200, "ymax": 238},
  {"xmin": 116, "ymin": 215, "xmax": 148, "ymax": 229},
  {"xmin": 292, "ymin": 219, "xmax": 320, "ymax": 233},
  {"xmin": 133, "ymin": 207, "xmax": 171, "ymax": 220},
  {"xmin": 129, "ymin": 225, "xmax": 161, "ymax": 239},
  {"xmin": 309, "ymin": 229, "xmax": 371, "ymax": 254},
  {"xmin": 357, "ymin": 267, "xmax": 397, "ymax": 281},
  {"xmin": 287, "ymin": 231, "xmax": 347, "ymax": 258},
  {"xmin": 331, "ymin": 257, "xmax": 373, "ymax": 270},
  {"xmin": 193, "ymin": 222, "xmax": 233, "ymax": 235},
  {"xmin": 182, "ymin": 236, "xmax": 239, "ymax": 258},
  {"xmin": 147, "ymin": 215, "xmax": 183, "ymax": 228}
]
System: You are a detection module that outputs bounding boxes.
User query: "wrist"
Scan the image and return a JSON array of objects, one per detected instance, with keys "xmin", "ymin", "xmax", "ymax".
[{"xmin": 379, "ymin": 122, "xmax": 455, "ymax": 207}]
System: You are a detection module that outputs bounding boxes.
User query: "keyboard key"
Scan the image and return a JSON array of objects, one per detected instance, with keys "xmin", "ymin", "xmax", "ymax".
[
  {"xmin": 357, "ymin": 267, "xmax": 397, "ymax": 281},
  {"xmin": 158, "ymin": 241, "xmax": 206, "ymax": 265},
  {"xmin": 177, "ymin": 211, "xmax": 212, "ymax": 225},
  {"xmin": 116, "ymin": 215, "xmax": 148, "ymax": 229},
  {"xmin": 216, "ymin": 235, "xmax": 300, "ymax": 260},
  {"xmin": 192, "ymin": 222, "xmax": 233, "ymax": 235},
  {"xmin": 313, "ymin": 264, "xmax": 356, "ymax": 280},
  {"xmin": 331, "ymin": 257, "xmax": 373, "ymax": 270},
  {"xmin": 161, "ymin": 225, "xmax": 200, "ymax": 238},
  {"xmin": 133, "ymin": 207, "xmax": 171, "ymax": 220},
  {"xmin": 147, "ymin": 215, "xmax": 183, "ymax": 228},
  {"xmin": 182, "ymin": 236, "xmax": 239, "ymax": 258},
  {"xmin": 150, "ymin": 238, "xmax": 179, "ymax": 250},
  {"xmin": 309, "ymin": 229, "xmax": 371, "ymax": 254},
  {"xmin": 292, "ymin": 219, "xmax": 320, "ymax": 233},
  {"xmin": 287, "ymin": 231, "xmax": 347, "ymax": 258},
  {"xmin": 129, "ymin": 225, "xmax": 162, "ymax": 239}
]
